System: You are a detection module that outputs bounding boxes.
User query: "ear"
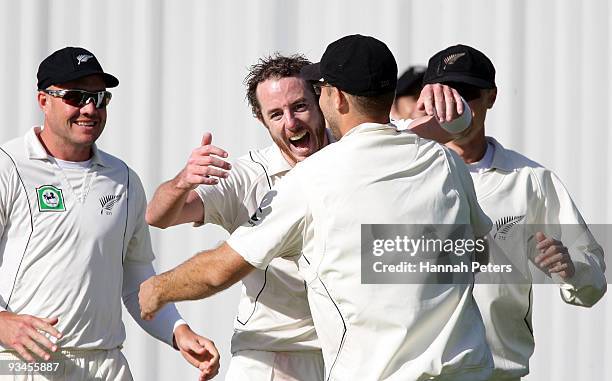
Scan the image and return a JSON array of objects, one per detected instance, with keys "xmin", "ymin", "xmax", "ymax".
[
  {"xmin": 37, "ymin": 91, "xmax": 48, "ymax": 111},
  {"xmin": 485, "ymin": 88, "xmax": 497, "ymax": 109},
  {"xmin": 332, "ymin": 87, "xmax": 348, "ymax": 112}
]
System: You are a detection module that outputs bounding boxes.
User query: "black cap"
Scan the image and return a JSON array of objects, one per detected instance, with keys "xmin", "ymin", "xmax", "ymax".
[
  {"xmin": 396, "ymin": 65, "xmax": 426, "ymax": 97},
  {"xmin": 301, "ymin": 34, "xmax": 397, "ymax": 96},
  {"xmin": 423, "ymin": 44, "xmax": 495, "ymax": 89},
  {"xmin": 37, "ymin": 47, "xmax": 119, "ymax": 90}
]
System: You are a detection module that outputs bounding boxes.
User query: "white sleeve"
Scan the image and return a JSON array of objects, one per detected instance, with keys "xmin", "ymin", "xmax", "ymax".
[
  {"xmin": 0, "ymin": 154, "xmax": 17, "ymax": 312},
  {"xmin": 227, "ymin": 166, "xmax": 308, "ymax": 269},
  {"xmin": 193, "ymin": 159, "xmax": 253, "ymax": 232},
  {"xmin": 122, "ymin": 169, "xmax": 185, "ymax": 346},
  {"xmin": 122, "ymin": 261, "xmax": 185, "ymax": 347},
  {"xmin": 536, "ymin": 170, "xmax": 606, "ymax": 306}
]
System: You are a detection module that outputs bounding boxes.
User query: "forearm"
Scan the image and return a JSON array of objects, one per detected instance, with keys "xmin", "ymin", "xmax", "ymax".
[
  {"xmin": 156, "ymin": 243, "xmax": 254, "ymax": 305},
  {"xmin": 146, "ymin": 175, "xmax": 192, "ymax": 228}
]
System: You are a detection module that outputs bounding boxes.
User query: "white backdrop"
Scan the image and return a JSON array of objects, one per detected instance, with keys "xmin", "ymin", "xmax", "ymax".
[{"xmin": 0, "ymin": 0, "xmax": 610, "ymax": 379}]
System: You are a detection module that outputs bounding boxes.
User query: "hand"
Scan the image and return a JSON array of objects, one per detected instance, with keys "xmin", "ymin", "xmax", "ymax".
[
  {"xmin": 139, "ymin": 275, "xmax": 165, "ymax": 320},
  {"xmin": 0, "ymin": 311, "xmax": 63, "ymax": 362},
  {"xmin": 173, "ymin": 325, "xmax": 220, "ymax": 380},
  {"xmin": 175, "ymin": 132, "xmax": 231, "ymax": 190},
  {"xmin": 414, "ymin": 84, "xmax": 464, "ymax": 123},
  {"xmin": 533, "ymin": 232, "xmax": 575, "ymax": 280}
]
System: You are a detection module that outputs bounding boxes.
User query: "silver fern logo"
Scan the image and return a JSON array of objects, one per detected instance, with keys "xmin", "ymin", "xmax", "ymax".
[
  {"xmin": 76, "ymin": 54, "xmax": 94, "ymax": 65},
  {"xmin": 100, "ymin": 194, "xmax": 122, "ymax": 215},
  {"xmin": 493, "ymin": 215, "xmax": 525, "ymax": 240},
  {"xmin": 443, "ymin": 52, "xmax": 466, "ymax": 65}
]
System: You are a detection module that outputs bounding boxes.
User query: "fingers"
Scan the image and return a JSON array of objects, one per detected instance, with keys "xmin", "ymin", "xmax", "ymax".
[
  {"xmin": 28, "ymin": 325, "xmax": 59, "ymax": 354},
  {"xmin": 10, "ymin": 318, "xmax": 60, "ymax": 362},
  {"xmin": 201, "ymin": 132, "xmax": 213, "ymax": 147},
  {"xmin": 193, "ymin": 145, "xmax": 228, "ymax": 160},
  {"xmin": 433, "ymin": 84, "xmax": 445, "ymax": 123},
  {"xmin": 36, "ymin": 317, "xmax": 62, "ymax": 340},
  {"xmin": 178, "ymin": 142, "xmax": 231, "ymax": 190},
  {"xmin": 13, "ymin": 343, "xmax": 37, "ymax": 363},
  {"xmin": 199, "ymin": 337, "xmax": 220, "ymax": 365},
  {"xmin": 21, "ymin": 336, "xmax": 52, "ymax": 361},
  {"xmin": 419, "ymin": 84, "xmax": 462, "ymax": 123},
  {"xmin": 533, "ymin": 235, "xmax": 575, "ymax": 279},
  {"xmin": 452, "ymin": 88, "xmax": 464, "ymax": 115},
  {"xmin": 535, "ymin": 231, "xmax": 547, "ymax": 244},
  {"xmin": 189, "ymin": 156, "xmax": 232, "ymax": 171},
  {"xmin": 535, "ymin": 252, "xmax": 565, "ymax": 268},
  {"xmin": 443, "ymin": 86, "xmax": 457, "ymax": 122},
  {"xmin": 419, "ymin": 85, "xmax": 436, "ymax": 117}
]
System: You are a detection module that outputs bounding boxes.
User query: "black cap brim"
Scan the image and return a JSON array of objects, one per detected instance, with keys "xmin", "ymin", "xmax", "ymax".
[
  {"xmin": 39, "ymin": 69, "xmax": 119, "ymax": 90},
  {"xmin": 300, "ymin": 62, "xmax": 323, "ymax": 82},
  {"xmin": 423, "ymin": 74, "xmax": 494, "ymax": 89}
]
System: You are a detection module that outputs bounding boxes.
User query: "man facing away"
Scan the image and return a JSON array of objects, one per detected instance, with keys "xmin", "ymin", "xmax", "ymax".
[
  {"xmin": 0, "ymin": 47, "xmax": 219, "ymax": 380},
  {"xmin": 422, "ymin": 44, "xmax": 606, "ymax": 380},
  {"xmin": 140, "ymin": 35, "xmax": 496, "ymax": 380}
]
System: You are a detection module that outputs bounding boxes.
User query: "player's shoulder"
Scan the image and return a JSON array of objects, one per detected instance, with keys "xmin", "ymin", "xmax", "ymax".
[
  {"xmin": 0, "ymin": 135, "xmax": 28, "ymax": 174},
  {"xmin": 232, "ymin": 144, "xmax": 281, "ymax": 180},
  {"xmin": 488, "ymin": 137, "xmax": 547, "ymax": 174}
]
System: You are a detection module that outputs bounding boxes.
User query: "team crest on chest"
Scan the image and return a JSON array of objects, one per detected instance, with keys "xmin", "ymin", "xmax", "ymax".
[
  {"xmin": 99, "ymin": 194, "xmax": 122, "ymax": 215},
  {"xmin": 36, "ymin": 185, "xmax": 66, "ymax": 212}
]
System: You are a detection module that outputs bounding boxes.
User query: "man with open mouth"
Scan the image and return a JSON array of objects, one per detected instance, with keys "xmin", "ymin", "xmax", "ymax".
[{"xmin": 142, "ymin": 37, "xmax": 486, "ymax": 380}]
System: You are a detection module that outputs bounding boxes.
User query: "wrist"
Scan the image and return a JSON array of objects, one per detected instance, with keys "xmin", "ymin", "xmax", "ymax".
[
  {"xmin": 172, "ymin": 171, "xmax": 196, "ymax": 191},
  {"xmin": 172, "ymin": 322, "xmax": 189, "ymax": 350}
]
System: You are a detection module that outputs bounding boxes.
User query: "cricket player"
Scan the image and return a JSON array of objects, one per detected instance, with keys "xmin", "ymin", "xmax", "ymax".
[
  {"xmin": 146, "ymin": 54, "xmax": 329, "ymax": 380},
  {"xmin": 140, "ymin": 35, "xmax": 495, "ymax": 380},
  {"xmin": 422, "ymin": 44, "xmax": 607, "ymax": 380},
  {"xmin": 0, "ymin": 47, "xmax": 219, "ymax": 380}
]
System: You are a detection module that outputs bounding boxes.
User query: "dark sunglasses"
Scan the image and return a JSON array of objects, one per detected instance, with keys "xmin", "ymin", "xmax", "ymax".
[
  {"xmin": 443, "ymin": 82, "xmax": 482, "ymax": 102},
  {"xmin": 311, "ymin": 81, "xmax": 331, "ymax": 96},
  {"xmin": 41, "ymin": 89, "xmax": 112, "ymax": 109}
]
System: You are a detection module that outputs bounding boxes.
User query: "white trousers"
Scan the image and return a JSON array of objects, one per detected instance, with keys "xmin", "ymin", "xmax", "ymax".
[{"xmin": 225, "ymin": 350, "xmax": 324, "ymax": 381}]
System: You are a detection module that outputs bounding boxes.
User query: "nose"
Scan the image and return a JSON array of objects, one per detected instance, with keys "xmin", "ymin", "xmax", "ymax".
[
  {"xmin": 285, "ymin": 110, "xmax": 298, "ymax": 130},
  {"xmin": 80, "ymin": 99, "xmax": 98, "ymax": 115}
]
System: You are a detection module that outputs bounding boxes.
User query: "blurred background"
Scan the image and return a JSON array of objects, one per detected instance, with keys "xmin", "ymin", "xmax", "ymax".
[{"xmin": 0, "ymin": 0, "xmax": 609, "ymax": 379}]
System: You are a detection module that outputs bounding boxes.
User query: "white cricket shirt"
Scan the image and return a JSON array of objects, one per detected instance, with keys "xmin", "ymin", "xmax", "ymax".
[
  {"xmin": 194, "ymin": 143, "xmax": 320, "ymax": 353},
  {"xmin": 228, "ymin": 123, "xmax": 495, "ymax": 380},
  {"xmin": 471, "ymin": 137, "xmax": 607, "ymax": 380},
  {"xmin": 0, "ymin": 127, "xmax": 182, "ymax": 351}
]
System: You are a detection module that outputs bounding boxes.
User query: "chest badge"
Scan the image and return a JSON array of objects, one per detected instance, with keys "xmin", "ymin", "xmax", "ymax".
[
  {"xmin": 36, "ymin": 185, "xmax": 66, "ymax": 212},
  {"xmin": 100, "ymin": 194, "xmax": 122, "ymax": 215}
]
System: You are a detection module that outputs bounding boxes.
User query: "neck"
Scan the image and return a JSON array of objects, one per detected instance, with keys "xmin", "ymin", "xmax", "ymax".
[
  {"xmin": 446, "ymin": 133, "xmax": 488, "ymax": 164},
  {"xmin": 39, "ymin": 127, "xmax": 93, "ymax": 162},
  {"xmin": 339, "ymin": 114, "xmax": 390, "ymax": 137}
]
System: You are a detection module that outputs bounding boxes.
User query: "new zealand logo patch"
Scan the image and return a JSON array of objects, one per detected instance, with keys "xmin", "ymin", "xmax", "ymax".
[
  {"xmin": 100, "ymin": 194, "xmax": 122, "ymax": 215},
  {"xmin": 36, "ymin": 185, "xmax": 66, "ymax": 212},
  {"xmin": 493, "ymin": 215, "xmax": 525, "ymax": 240}
]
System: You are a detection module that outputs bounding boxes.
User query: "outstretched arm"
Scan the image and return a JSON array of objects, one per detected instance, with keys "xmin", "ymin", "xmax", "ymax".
[{"xmin": 139, "ymin": 243, "xmax": 254, "ymax": 320}]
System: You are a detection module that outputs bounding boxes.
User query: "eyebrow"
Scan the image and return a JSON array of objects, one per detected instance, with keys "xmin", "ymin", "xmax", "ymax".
[{"xmin": 265, "ymin": 98, "xmax": 309, "ymax": 117}]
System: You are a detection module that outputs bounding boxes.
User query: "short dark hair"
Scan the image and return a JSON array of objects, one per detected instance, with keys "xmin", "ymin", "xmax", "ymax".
[
  {"xmin": 245, "ymin": 53, "xmax": 313, "ymax": 119},
  {"xmin": 349, "ymin": 91, "xmax": 396, "ymax": 118}
]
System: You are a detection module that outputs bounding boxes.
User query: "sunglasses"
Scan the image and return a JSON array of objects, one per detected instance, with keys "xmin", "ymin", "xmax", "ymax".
[
  {"xmin": 41, "ymin": 89, "xmax": 112, "ymax": 109},
  {"xmin": 311, "ymin": 81, "xmax": 331, "ymax": 96}
]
